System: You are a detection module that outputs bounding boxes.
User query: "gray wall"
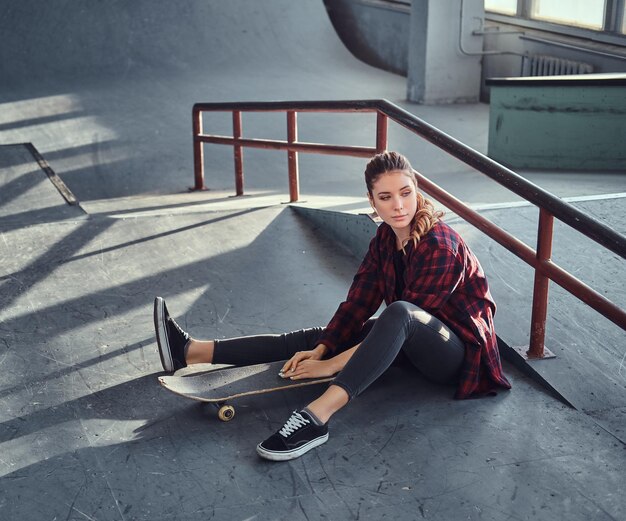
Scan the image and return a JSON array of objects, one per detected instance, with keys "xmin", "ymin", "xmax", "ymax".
[{"xmin": 407, "ymin": 0, "xmax": 484, "ymax": 104}]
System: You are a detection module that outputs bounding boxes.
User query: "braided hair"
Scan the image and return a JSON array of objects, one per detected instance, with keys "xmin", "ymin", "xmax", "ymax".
[{"xmin": 365, "ymin": 151, "xmax": 443, "ymax": 250}]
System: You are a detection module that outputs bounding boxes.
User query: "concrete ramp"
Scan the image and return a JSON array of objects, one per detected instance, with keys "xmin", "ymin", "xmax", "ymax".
[
  {"xmin": 0, "ymin": 0, "xmax": 406, "ymax": 201},
  {"xmin": 0, "ymin": 0, "xmax": 366, "ymax": 82},
  {"xmin": 1, "ymin": 192, "xmax": 625, "ymax": 520},
  {"xmin": 1, "ymin": 2, "xmax": 625, "ymax": 516}
]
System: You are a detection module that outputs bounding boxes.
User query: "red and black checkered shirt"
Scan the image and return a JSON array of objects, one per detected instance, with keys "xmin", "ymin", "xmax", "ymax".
[{"xmin": 318, "ymin": 220, "xmax": 511, "ymax": 399}]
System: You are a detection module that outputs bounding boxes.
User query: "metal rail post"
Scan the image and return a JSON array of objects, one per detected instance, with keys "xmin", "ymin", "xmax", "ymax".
[
  {"xmin": 528, "ymin": 208, "xmax": 556, "ymax": 358},
  {"xmin": 233, "ymin": 111, "xmax": 244, "ymax": 196},
  {"xmin": 376, "ymin": 111, "xmax": 388, "ymax": 153},
  {"xmin": 192, "ymin": 108, "xmax": 206, "ymax": 190},
  {"xmin": 287, "ymin": 111, "xmax": 299, "ymax": 202}
]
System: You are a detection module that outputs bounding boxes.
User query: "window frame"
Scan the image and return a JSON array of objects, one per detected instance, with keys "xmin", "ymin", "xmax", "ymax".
[{"xmin": 485, "ymin": 0, "xmax": 626, "ymax": 45}]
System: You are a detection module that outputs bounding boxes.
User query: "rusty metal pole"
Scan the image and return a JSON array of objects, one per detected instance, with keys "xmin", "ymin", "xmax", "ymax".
[
  {"xmin": 192, "ymin": 107, "xmax": 206, "ymax": 191},
  {"xmin": 233, "ymin": 111, "xmax": 244, "ymax": 196},
  {"xmin": 528, "ymin": 208, "xmax": 555, "ymax": 358},
  {"xmin": 376, "ymin": 111, "xmax": 388, "ymax": 153},
  {"xmin": 287, "ymin": 111, "xmax": 299, "ymax": 202}
]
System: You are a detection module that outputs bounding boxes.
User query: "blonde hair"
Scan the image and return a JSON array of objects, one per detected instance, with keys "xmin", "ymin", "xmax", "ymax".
[{"xmin": 364, "ymin": 151, "xmax": 443, "ymax": 250}]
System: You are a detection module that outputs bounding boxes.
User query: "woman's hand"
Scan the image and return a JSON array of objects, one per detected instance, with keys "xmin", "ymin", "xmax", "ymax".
[
  {"xmin": 284, "ymin": 358, "xmax": 338, "ymax": 380},
  {"xmin": 280, "ymin": 344, "xmax": 328, "ymax": 377}
]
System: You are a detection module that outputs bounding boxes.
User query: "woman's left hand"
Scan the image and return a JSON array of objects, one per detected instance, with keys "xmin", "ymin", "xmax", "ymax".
[{"xmin": 283, "ymin": 359, "xmax": 337, "ymax": 380}]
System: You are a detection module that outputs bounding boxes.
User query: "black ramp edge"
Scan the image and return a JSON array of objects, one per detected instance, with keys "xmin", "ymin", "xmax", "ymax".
[
  {"xmin": 23, "ymin": 142, "xmax": 81, "ymax": 207},
  {"xmin": 0, "ymin": 143, "xmax": 86, "ymax": 227}
]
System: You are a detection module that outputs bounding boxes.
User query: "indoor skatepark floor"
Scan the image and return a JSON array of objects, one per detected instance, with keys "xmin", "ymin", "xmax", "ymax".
[{"xmin": 1, "ymin": 1, "xmax": 624, "ymax": 519}]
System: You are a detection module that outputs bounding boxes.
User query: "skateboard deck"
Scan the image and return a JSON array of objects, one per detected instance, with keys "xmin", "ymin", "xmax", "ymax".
[{"xmin": 158, "ymin": 360, "xmax": 333, "ymax": 421}]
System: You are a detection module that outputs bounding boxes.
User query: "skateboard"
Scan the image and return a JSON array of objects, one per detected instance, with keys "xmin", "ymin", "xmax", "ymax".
[{"xmin": 158, "ymin": 360, "xmax": 333, "ymax": 421}]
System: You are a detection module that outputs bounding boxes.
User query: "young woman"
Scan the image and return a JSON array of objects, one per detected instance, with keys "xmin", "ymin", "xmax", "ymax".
[{"xmin": 154, "ymin": 151, "xmax": 511, "ymax": 461}]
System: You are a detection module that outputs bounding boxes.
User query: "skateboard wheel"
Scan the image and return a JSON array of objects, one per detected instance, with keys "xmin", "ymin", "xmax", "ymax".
[{"xmin": 218, "ymin": 405, "xmax": 235, "ymax": 422}]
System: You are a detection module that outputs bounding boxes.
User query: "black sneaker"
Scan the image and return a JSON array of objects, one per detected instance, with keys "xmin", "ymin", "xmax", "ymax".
[
  {"xmin": 256, "ymin": 410, "xmax": 329, "ymax": 461},
  {"xmin": 154, "ymin": 297, "xmax": 190, "ymax": 372}
]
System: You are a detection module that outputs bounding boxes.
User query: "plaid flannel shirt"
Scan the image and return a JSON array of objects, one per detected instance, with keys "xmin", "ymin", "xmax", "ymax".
[{"xmin": 318, "ymin": 221, "xmax": 511, "ymax": 399}]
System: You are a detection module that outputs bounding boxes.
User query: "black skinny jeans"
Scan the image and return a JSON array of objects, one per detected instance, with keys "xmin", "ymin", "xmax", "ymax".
[{"xmin": 213, "ymin": 301, "xmax": 465, "ymax": 399}]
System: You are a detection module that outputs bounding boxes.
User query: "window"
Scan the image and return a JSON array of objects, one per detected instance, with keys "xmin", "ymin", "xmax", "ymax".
[
  {"xmin": 485, "ymin": 0, "xmax": 518, "ymax": 15},
  {"xmin": 485, "ymin": 0, "xmax": 626, "ymax": 38},
  {"xmin": 531, "ymin": 0, "xmax": 605, "ymax": 30}
]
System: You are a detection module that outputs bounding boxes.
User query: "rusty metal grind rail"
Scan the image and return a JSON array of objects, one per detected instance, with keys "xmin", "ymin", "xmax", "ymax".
[{"xmin": 191, "ymin": 99, "xmax": 626, "ymax": 361}]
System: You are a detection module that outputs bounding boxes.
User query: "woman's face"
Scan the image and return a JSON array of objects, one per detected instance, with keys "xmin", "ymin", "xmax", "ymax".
[{"xmin": 368, "ymin": 170, "xmax": 418, "ymax": 239}]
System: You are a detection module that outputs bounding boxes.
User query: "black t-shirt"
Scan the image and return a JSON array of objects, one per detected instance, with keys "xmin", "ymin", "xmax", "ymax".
[{"xmin": 392, "ymin": 248, "xmax": 406, "ymax": 299}]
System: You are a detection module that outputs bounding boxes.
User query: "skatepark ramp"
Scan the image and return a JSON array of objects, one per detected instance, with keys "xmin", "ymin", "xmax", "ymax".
[
  {"xmin": 0, "ymin": 0, "xmax": 405, "ymax": 201},
  {"xmin": 1, "ymin": 1, "xmax": 625, "ymax": 517},
  {"xmin": 1, "ymin": 141, "xmax": 625, "ymax": 520}
]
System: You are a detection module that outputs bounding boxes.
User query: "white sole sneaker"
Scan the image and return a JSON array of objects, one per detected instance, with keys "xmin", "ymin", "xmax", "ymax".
[
  {"xmin": 154, "ymin": 297, "xmax": 174, "ymax": 372},
  {"xmin": 256, "ymin": 433, "xmax": 329, "ymax": 461}
]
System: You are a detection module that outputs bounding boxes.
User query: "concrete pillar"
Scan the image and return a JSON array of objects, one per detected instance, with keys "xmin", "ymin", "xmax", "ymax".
[{"xmin": 407, "ymin": 0, "xmax": 484, "ymax": 104}]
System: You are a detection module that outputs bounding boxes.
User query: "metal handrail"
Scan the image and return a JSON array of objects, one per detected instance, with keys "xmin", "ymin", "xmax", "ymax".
[{"xmin": 192, "ymin": 99, "xmax": 626, "ymax": 359}]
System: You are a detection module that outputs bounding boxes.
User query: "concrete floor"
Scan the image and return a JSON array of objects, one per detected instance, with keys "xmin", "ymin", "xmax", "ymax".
[
  {"xmin": 0, "ymin": 177, "xmax": 624, "ymax": 520},
  {"xmin": 1, "ymin": 1, "xmax": 625, "ymax": 519}
]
